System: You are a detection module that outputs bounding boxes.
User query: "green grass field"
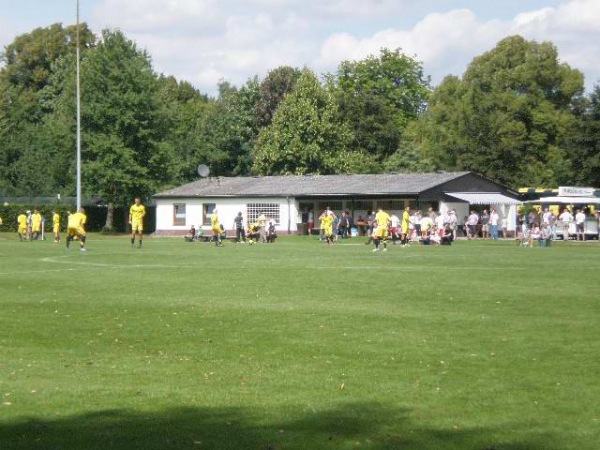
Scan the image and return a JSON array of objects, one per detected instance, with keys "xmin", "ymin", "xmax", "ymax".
[{"xmin": 0, "ymin": 234, "xmax": 598, "ymax": 450}]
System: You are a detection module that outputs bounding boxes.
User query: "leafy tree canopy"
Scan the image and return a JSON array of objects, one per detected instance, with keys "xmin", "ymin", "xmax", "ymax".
[{"xmin": 414, "ymin": 35, "xmax": 585, "ymax": 187}]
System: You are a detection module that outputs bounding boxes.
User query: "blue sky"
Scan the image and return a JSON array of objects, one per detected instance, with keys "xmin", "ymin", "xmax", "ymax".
[{"xmin": 1, "ymin": 0, "xmax": 598, "ymax": 96}]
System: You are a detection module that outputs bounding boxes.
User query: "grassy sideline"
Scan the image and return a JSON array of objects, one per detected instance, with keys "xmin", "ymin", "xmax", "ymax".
[{"xmin": 0, "ymin": 233, "xmax": 598, "ymax": 449}]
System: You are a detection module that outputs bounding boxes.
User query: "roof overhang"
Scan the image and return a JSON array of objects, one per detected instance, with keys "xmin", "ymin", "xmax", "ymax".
[
  {"xmin": 446, "ymin": 192, "xmax": 522, "ymax": 205},
  {"xmin": 524, "ymin": 196, "xmax": 600, "ymax": 204}
]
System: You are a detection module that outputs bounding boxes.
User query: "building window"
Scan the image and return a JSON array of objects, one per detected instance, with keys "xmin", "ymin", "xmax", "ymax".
[
  {"xmin": 203, "ymin": 203, "xmax": 216, "ymax": 226},
  {"xmin": 316, "ymin": 201, "xmax": 343, "ymax": 213},
  {"xmin": 375, "ymin": 200, "xmax": 405, "ymax": 211},
  {"xmin": 173, "ymin": 203, "xmax": 186, "ymax": 226},
  {"xmin": 247, "ymin": 203, "xmax": 280, "ymax": 225},
  {"xmin": 353, "ymin": 200, "xmax": 373, "ymax": 211}
]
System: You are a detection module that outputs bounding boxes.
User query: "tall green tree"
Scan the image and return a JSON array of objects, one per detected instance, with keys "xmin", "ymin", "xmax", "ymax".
[
  {"xmin": 0, "ymin": 23, "xmax": 95, "ymax": 124},
  {"xmin": 252, "ymin": 69, "xmax": 357, "ymax": 175},
  {"xmin": 193, "ymin": 78, "xmax": 261, "ymax": 177},
  {"xmin": 569, "ymin": 84, "xmax": 600, "ymax": 186},
  {"xmin": 415, "ymin": 35, "xmax": 585, "ymax": 187},
  {"xmin": 328, "ymin": 48, "xmax": 430, "ymax": 165},
  {"xmin": 47, "ymin": 29, "xmax": 176, "ymax": 229},
  {"xmin": 156, "ymin": 75, "xmax": 209, "ymax": 181},
  {"xmin": 255, "ymin": 66, "xmax": 302, "ymax": 127},
  {"xmin": 0, "ymin": 23, "xmax": 96, "ymax": 196}
]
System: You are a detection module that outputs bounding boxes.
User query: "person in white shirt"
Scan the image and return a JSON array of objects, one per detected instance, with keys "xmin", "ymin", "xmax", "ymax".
[
  {"xmin": 575, "ymin": 209, "xmax": 586, "ymax": 241},
  {"xmin": 390, "ymin": 213, "xmax": 400, "ymax": 243},
  {"xmin": 448, "ymin": 210, "xmax": 458, "ymax": 235},
  {"xmin": 466, "ymin": 210, "xmax": 479, "ymax": 240},
  {"xmin": 558, "ymin": 208, "xmax": 573, "ymax": 241},
  {"xmin": 435, "ymin": 212, "xmax": 445, "ymax": 231},
  {"xmin": 489, "ymin": 209, "xmax": 500, "ymax": 240},
  {"xmin": 410, "ymin": 210, "xmax": 420, "ymax": 242},
  {"xmin": 420, "ymin": 215, "xmax": 433, "ymax": 239}
]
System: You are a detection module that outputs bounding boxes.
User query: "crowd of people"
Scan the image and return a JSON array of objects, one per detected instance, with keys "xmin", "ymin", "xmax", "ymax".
[
  {"xmin": 516, "ymin": 206, "xmax": 598, "ymax": 246},
  {"xmin": 8, "ymin": 197, "xmax": 148, "ymax": 252},
  {"xmin": 317, "ymin": 206, "xmax": 457, "ymax": 251},
  {"xmin": 314, "ymin": 204, "xmax": 599, "ymax": 250},
  {"xmin": 6, "ymin": 200, "xmax": 597, "ymax": 251},
  {"xmin": 183, "ymin": 210, "xmax": 278, "ymax": 246}
]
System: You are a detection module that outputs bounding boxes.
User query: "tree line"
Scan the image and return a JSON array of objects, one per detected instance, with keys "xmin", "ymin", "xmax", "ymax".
[{"xmin": 1, "ymin": 24, "xmax": 599, "ymax": 228}]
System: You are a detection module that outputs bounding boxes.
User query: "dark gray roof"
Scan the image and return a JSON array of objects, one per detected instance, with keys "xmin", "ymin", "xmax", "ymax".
[{"xmin": 154, "ymin": 172, "xmax": 473, "ymax": 198}]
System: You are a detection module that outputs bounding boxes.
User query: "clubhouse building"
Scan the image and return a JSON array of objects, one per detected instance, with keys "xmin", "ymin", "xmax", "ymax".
[{"xmin": 152, "ymin": 171, "xmax": 521, "ymax": 236}]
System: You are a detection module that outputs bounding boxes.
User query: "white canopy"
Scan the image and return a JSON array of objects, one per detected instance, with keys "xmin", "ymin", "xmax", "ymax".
[
  {"xmin": 524, "ymin": 196, "xmax": 600, "ymax": 204},
  {"xmin": 446, "ymin": 192, "xmax": 522, "ymax": 205}
]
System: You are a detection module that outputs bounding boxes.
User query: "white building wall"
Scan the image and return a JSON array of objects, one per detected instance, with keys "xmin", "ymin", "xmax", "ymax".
[{"xmin": 155, "ymin": 197, "xmax": 299, "ymax": 235}]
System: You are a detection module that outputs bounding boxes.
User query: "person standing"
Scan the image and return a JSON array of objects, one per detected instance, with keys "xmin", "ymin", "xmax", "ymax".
[
  {"xmin": 547, "ymin": 209, "xmax": 557, "ymax": 240},
  {"xmin": 17, "ymin": 211, "xmax": 28, "ymax": 241},
  {"xmin": 448, "ymin": 210, "xmax": 458, "ymax": 236},
  {"xmin": 66, "ymin": 208, "xmax": 87, "ymax": 252},
  {"xmin": 400, "ymin": 206, "xmax": 411, "ymax": 246},
  {"xmin": 233, "ymin": 211, "xmax": 246, "ymax": 243},
  {"xmin": 211, "ymin": 209, "xmax": 223, "ymax": 246},
  {"xmin": 319, "ymin": 210, "xmax": 334, "ymax": 245},
  {"xmin": 372, "ymin": 208, "xmax": 391, "ymax": 252},
  {"xmin": 466, "ymin": 210, "xmax": 480, "ymax": 239},
  {"xmin": 558, "ymin": 208, "xmax": 573, "ymax": 241},
  {"xmin": 337, "ymin": 211, "xmax": 349, "ymax": 239},
  {"xmin": 390, "ymin": 211, "xmax": 400, "ymax": 243},
  {"xmin": 129, "ymin": 197, "xmax": 146, "ymax": 248},
  {"xmin": 427, "ymin": 207, "xmax": 437, "ymax": 221},
  {"xmin": 52, "ymin": 210, "xmax": 61, "ymax": 243},
  {"xmin": 364, "ymin": 210, "xmax": 375, "ymax": 245},
  {"xmin": 412, "ymin": 210, "xmax": 422, "ymax": 242},
  {"xmin": 480, "ymin": 209, "xmax": 490, "ymax": 240},
  {"xmin": 575, "ymin": 209, "xmax": 586, "ymax": 241},
  {"xmin": 257, "ymin": 211, "xmax": 267, "ymax": 243},
  {"xmin": 30, "ymin": 209, "xmax": 42, "ymax": 240},
  {"xmin": 26, "ymin": 210, "xmax": 33, "ymax": 240},
  {"xmin": 307, "ymin": 210, "xmax": 314, "ymax": 236},
  {"xmin": 489, "ymin": 209, "xmax": 500, "ymax": 240}
]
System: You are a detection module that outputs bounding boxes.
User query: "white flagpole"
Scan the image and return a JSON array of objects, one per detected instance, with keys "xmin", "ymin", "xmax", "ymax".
[{"xmin": 76, "ymin": 0, "xmax": 82, "ymax": 211}]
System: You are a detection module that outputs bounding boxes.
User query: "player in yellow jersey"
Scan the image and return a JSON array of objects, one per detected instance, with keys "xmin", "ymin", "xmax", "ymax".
[
  {"xmin": 400, "ymin": 206, "xmax": 411, "ymax": 247},
  {"xmin": 52, "ymin": 210, "xmax": 61, "ymax": 243},
  {"xmin": 129, "ymin": 197, "xmax": 146, "ymax": 248},
  {"xmin": 211, "ymin": 209, "xmax": 223, "ymax": 246},
  {"xmin": 31, "ymin": 209, "xmax": 42, "ymax": 240},
  {"xmin": 17, "ymin": 211, "xmax": 28, "ymax": 241},
  {"xmin": 373, "ymin": 208, "xmax": 391, "ymax": 252},
  {"xmin": 66, "ymin": 208, "xmax": 87, "ymax": 251},
  {"xmin": 319, "ymin": 210, "xmax": 334, "ymax": 245}
]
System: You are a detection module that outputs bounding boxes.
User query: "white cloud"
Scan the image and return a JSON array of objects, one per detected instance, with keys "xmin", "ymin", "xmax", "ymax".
[
  {"xmin": 93, "ymin": 0, "xmax": 222, "ymax": 34},
  {"xmin": 72, "ymin": 0, "xmax": 600, "ymax": 93},
  {"xmin": 315, "ymin": 0, "xmax": 600, "ymax": 89}
]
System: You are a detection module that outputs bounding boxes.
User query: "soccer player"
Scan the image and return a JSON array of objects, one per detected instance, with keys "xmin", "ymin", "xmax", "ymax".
[
  {"xmin": 373, "ymin": 208, "xmax": 391, "ymax": 252},
  {"xmin": 319, "ymin": 210, "xmax": 334, "ymax": 245},
  {"xmin": 66, "ymin": 208, "xmax": 87, "ymax": 252},
  {"xmin": 17, "ymin": 211, "xmax": 28, "ymax": 241},
  {"xmin": 31, "ymin": 209, "xmax": 42, "ymax": 240},
  {"xmin": 129, "ymin": 197, "xmax": 146, "ymax": 248},
  {"xmin": 211, "ymin": 209, "xmax": 223, "ymax": 246},
  {"xmin": 52, "ymin": 210, "xmax": 61, "ymax": 243},
  {"xmin": 400, "ymin": 206, "xmax": 411, "ymax": 246}
]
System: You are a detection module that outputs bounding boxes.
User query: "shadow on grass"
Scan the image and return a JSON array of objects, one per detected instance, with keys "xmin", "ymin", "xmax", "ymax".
[{"xmin": 1, "ymin": 402, "xmax": 562, "ymax": 450}]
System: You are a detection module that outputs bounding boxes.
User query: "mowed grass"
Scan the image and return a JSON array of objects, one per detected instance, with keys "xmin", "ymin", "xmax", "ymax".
[{"xmin": 0, "ymin": 234, "xmax": 598, "ymax": 450}]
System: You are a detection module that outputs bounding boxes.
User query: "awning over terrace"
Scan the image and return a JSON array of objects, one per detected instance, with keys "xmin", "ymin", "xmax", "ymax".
[
  {"xmin": 445, "ymin": 192, "xmax": 522, "ymax": 205},
  {"xmin": 524, "ymin": 196, "xmax": 600, "ymax": 204}
]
